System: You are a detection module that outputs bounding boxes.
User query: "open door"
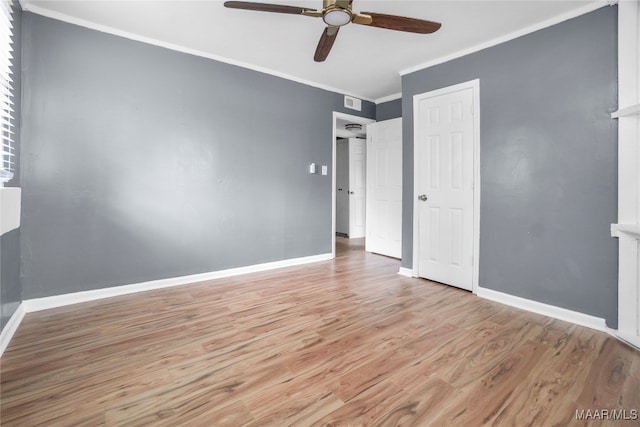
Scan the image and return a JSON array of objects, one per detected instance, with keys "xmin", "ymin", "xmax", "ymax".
[{"xmin": 365, "ymin": 118, "xmax": 402, "ymax": 258}]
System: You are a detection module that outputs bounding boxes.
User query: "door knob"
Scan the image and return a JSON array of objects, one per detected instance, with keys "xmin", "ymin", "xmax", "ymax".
[{"xmin": 418, "ymin": 194, "xmax": 428, "ymax": 201}]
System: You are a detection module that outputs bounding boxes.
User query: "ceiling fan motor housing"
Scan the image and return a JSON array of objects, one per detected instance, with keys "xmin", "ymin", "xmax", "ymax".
[{"xmin": 322, "ymin": 0, "xmax": 352, "ymax": 27}]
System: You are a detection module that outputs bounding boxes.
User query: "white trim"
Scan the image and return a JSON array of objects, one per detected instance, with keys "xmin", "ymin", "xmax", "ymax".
[
  {"xmin": 472, "ymin": 80, "xmax": 481, "ymax": 295},
  {"xmin": 614, "ymin": 330, "xmax": 640, "ymax": 351},
  {"xmin": 399, "ymin": 2, "xmax": 609, "ymax": 77},
  {"xmin": 412, "ymin": 79, "xmax": 481, "ymax": 294},
  {"xmin": 0, "ymin": 303, "xmax": 25, "ymax": 357},
  {"xmin": 398, "ymin": 267, "xmax": 414, "ymax": 278},
  {"xmin": 22, "ymin": 253, "xmax": 333, "ymax": 313},
  {"xmin": 331, "ymin": 112, "xmax": 375, "ymax": 258},
  {"xmin": 476, "ymin": 286, "xmax": 608, "ymax": 332},
  {"xmin": 375, "ymin": 93, "xmax": 402, "ymax": 104},
  {"xmin": 20, "ymin": 4, "xmax": 374, "ymax": 103}
]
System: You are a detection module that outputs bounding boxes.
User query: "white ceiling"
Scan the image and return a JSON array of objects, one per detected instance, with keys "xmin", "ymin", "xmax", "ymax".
[{"xmin": 21, "ymin": 0, "xmax": 605, "ymax": 101}]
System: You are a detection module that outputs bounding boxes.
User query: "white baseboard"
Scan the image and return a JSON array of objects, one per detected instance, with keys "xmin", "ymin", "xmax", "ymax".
[
  {"xmin": 398, "ymin": 267, "xmax": 414, "ymax": 278},
  {"xmin": 613, "ymin": 330, "xmax": 640, "ymax": 351},
  {"xmin": 22, "ymin": 253, "xmax": 333, "ymax": 313},
  {"xmin": 0, "ymin": 303, "xmax": 25, "ymax": 357},
  {"xmin": 5, "ymin": 258, "xmax": 626, "ymax": 358},
  {"xmin": 476, "ymin": 286, "xmax": 608, "ymax": 332}
]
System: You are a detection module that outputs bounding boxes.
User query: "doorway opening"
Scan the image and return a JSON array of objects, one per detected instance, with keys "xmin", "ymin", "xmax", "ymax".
[{"xmin": 332, "ymin": 112, "xmax": 375, "ymax": 258}]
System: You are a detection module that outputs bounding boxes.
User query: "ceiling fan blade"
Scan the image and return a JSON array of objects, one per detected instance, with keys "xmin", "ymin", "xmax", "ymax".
[
  {"xmin": 224, "ymin": 1, "xmax": 314, "ymax": 15},
  {"xmin": 314, "ymin": 26, "xmax": 340, "ymax": 62},
  {"xmin": 357, "ymin": 12, "xmax": 441, "ymax": 34}
]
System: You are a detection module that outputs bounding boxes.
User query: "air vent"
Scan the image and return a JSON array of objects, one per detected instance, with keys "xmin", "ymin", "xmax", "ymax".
[{"xmin": 344, "ymin": 95, "xmax": 362, "ymax": 111}]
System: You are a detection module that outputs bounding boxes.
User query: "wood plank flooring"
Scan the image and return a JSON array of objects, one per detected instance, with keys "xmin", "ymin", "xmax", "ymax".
[{"xmin": 1, "ymin": 237, "xmax": 638, "ymax": 426}]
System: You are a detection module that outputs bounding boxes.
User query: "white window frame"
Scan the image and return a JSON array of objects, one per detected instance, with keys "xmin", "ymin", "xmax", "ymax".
[{"xmin": 0, "ymin": 0, "xmax": 15, "ymax": 187}]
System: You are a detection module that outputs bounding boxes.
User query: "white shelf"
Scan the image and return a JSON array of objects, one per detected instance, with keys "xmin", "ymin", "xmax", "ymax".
[
  {"xmin": 611, "ymin": 223, "xmax": 640, "ymax": 239},
  {"xmin": 611, "ymin": 104, "xmax": 640, "ymax": 118}
]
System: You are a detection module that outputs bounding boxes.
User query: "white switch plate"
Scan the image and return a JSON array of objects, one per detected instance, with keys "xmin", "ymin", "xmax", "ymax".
[
  {"xmin": 309, "ymin": 163, "xmax": 316, "ymax": 174},
  {"xmin": 321, "ymin": 165, "xmax": 327, "ymax": 176}
]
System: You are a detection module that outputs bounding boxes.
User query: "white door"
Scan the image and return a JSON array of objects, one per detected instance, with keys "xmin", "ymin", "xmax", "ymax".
[
  {"xmin": 415, "ymin": 84, "xmax": 476, "ymax": 291},
  {"xmin": 336, "ymin": 140, "xmax": 350, "ymax": 235},
  {"xmin": 348, "ymin": 138, "xmax": 366, "ymax": 238},
  {"xmin": 366, "ymin": 118, "xmax": 402, "ymax": 258}
]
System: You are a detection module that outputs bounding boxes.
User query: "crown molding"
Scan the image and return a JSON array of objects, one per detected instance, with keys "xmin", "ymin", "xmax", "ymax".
[
  {"xmin": 375, "ymin": 92, "xmax": 402, "ymax": 104},
  {"xmin": 20, "ymin": 3, "xmax": 375, "ymax": 102},
  {"xmin": 400, "ymin": 1, "xmax": 610, "ymax": 77}
]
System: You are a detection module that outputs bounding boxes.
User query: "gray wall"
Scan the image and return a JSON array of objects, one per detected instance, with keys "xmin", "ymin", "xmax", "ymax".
[
  {"xmin": 20, "ymin": 13, "xmax": 374, "ymax": 299},
  {"xmin": 1, "ymin": 3, "xmax": 23, "ymax": 332},
  {"xmin": 401, "ymin": 6, "xmax": 618, "ymax": 326},
  {"xmin": 376, "ymin": 98, "xmax": 402, "ymax": 121}
]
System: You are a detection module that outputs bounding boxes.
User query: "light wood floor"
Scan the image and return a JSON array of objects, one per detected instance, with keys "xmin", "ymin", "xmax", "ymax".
[{"xmin": 1, "ymin": 237, "xmax": 638, "ymax": 426}]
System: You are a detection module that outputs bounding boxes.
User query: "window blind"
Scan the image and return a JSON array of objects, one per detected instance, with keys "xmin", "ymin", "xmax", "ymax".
[{"xmin": 0, "ymin": 0, "xmax": 14, "ymax": 185}]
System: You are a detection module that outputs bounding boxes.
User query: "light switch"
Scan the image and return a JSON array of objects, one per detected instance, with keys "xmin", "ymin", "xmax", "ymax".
[
  {"xmin": 309, "ymin": 163, "xmax": 316, "ymax": 174},
  {"xmin": 321, "ymin": 165, "xmax": 328, "ymax": 176}
]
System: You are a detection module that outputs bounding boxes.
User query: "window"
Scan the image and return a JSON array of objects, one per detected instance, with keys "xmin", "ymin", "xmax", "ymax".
[{"xmin": 0, "ymin": 0, "xmax": 14, "ymax": 185}]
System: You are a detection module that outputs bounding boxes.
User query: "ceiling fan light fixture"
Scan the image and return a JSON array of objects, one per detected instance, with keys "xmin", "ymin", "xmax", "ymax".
[
  {"xmin": 323, "ymin": 8, "xmax": 352, "ymax": 26},
  {"xmin": 224, "ymin": 1, "xmax": 442, "ymax": 63}
]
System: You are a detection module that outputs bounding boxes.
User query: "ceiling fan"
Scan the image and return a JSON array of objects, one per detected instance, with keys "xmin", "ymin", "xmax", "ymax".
[{"xmin": 224, "ymin": 0, "xmax": 441, "ymax": 62}]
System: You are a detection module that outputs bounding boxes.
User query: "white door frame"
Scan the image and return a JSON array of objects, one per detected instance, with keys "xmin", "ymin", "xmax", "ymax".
[
  {"xmin": 412, "ymin": 79, "xmax": 481, "ymax": 293},
  {"xmin": 332, "ymin": 112, "xmax": 375, "ymax": 257}
]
